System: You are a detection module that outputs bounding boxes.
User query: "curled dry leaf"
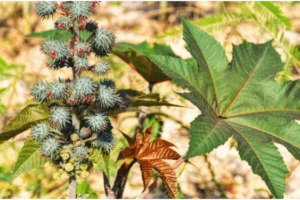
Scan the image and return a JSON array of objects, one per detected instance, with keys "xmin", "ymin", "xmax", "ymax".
[{"xmin": 117, "ymin": 126, "xmax": 180, "ymax": 199}]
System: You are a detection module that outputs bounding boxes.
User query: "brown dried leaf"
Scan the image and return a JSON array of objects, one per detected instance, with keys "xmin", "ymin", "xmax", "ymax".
[
  {"xmin": 117, "ymin": 125, "xmax": 180, "ymax": 198},
  {"xmin": 151, "ymin": 159, "xmax": 179, "ymax": 199},
  {"xmin": 117, "ymin": 147, "xmax": 135, "ymax": 162},
  {"xmin": 139, "ymin": 147, "xmax": 180, "ymax": 160},
  {"xmin": 139, "ymin": 160, "xmax": 153, "ymax": 191}
]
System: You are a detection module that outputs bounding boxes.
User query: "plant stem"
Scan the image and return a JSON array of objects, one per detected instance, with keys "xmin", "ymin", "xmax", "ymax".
[
  {"xmin": 68, "ymin": 176, "xmax": 77, "ymax": 199},
  {"xmin": 204, "ymin": 154, "xmax": 227, "ymax": 198},
  {"xmin": 68, "ymin": 16, "xmax": 81, "ymax": 199},
  {"xmin": 132, "ymin": 83, "xmax": 153, "ymax": 141},
  {"xmin": 109, "ymin": 83, "xmax": 154, "ymax": 199}
]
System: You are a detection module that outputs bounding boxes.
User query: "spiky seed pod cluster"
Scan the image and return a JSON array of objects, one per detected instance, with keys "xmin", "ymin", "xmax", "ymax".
[
  {"xmin": 94, "ymin": 62, "xmax": 110, "ymax": 76},
  {"xmin": 36, "ymin": 1, "xmax": 56, "ymax": 19},
  {"xmin": 55, "ymin": 16, "xmax": 72, "ymax": 31},
  {"xmin": 50, "ymin": 107, "xmax": 71, "ymax": 129},
  {"xmin": 76, "ymin": 43, "xmax": 87, "ymax": 56},
  {"xmin": 91, "ymin": 132, "xmax": 115, "ymax": 153},
  {"xmin": 86, "ymin": 113, "xmax": 108, "ymax": 132},
  {"xmin": 74, "ymin": 77, "xmax": 95, "ymax": 100},
  {"xmin": 75, "ymin": 58, "xmax": 88, "ymax": 72},
  {"xmin": 85, "ymin": 21, "xmax": 98, "ymax": 32},
  {"xmin": 91, "ymin": 29, "xmax": 116, "ymax": 58},
  {"xmin": 30, "ymin": 81, "xmax": 50, "ymax": 102},
  {"xmin": 32, "ymin": 1, "xmax": 121, "ymax": 185},
  {"xmin": 41, "ymin": 40, "xmax": 69, "ymax": 60},
  {"xmin": 71, "ymin": 1, "xmax": 92, "ymax": 20},
  {"xmin": 31, "ymin": 123, "xmax": 50, "ymax": 142},
  {"xmin": 40, "ymin": 138, "xmax": 60, "ymax": 158},
  {"xmin": 47, "ymin": 57, "xmax": 74, "ymax": 70},
  {"xmin": 50, "ymin": 82, "xmax": 68, "ymax": 100}
]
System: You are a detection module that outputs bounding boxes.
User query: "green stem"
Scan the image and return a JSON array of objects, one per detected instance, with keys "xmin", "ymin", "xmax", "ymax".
[
  {"xmin": 204, "ymin": 154, "xmax": 227, "ymax": 198},
  {"xmin": 49, "ymin": 127, "xmax": 64, "ymax": 136},
  {"xmin": 83, "ymin": 135, "xmax": 97, "ymax": 143}
]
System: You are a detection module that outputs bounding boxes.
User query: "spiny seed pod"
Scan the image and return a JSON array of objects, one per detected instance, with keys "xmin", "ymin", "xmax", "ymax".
[
  {"xmin": 85, "ymin": 21, "xmax": 98, "ymax": 32},
  {"xmin": 71, "ymin": 2, "xmax": 92, "ymax": 20},
  {"xmin": 30, "ymin": 81, "xmax": 51, "ymax": 102},
  {"xmin": 98, "ymin": 85, "xmax": 122, "ymax": 109},
  {"xmin": 92, "ymin": 29, "xmax": 116, "ymax": 52},
  {"xmin": 41, "ymin": 40, "xmax": 68, "ymax": 60},
  {"xmin": 55, "ymin": 16, "xmax": 72, "ymax": 31},
  {"xmin": 74, "ymin": 77, "xmax": 95, "ymax": 99},
  {"xmin": 90, "ymin": 45, "xmax": 109, "ymax": 58},
  {"xmin": 73, "ymin": 146, "xmax": 89, "ymax": 163},
  {"xmin": 100, "ymin": 79, "xmax": 116, "ymax": 89},
  {"xmin": 76, "ymin": 43, "xmax": 87, "ymax": 56},
  {"xmin": 50, "ymin": 108, "xmax": 71, "ymax": 128},
  {"xmin": 40, "ymin": 138, "xmax": 60, "ymax": 158},
  {"xmin": 94, "ymin": 62, "xmax": 110, "ymax": 76},
  {"xmin": 31, "ymin": 123, "xmax": 50, "ymax": 142},
  {"xmin": 75, "ymin": 57, "xmax": 88, "ymax": 71},
  {"xmin": 91, "ymin": 132, "xmax": 115, "ymax": 153},
  {"xmin": 50, "ymin": 82, "xmax": 67, "ymax": 100},
  {"xmin": 61, "ymin": 1, "xmax": 73, "ymax": 12},
  {"xmin": 47, "ymin": 57, "xmax": 74, "ymax": 70},
  {"xmin": 86, "ymin": 113, "xmax": 108, "ymax": 132},
  {"xmin": 36, "ymin": 1, "xmax": 56, "ymax": 19}
]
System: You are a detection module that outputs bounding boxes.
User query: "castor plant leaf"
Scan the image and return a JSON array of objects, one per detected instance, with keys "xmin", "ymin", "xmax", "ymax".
[
  {"xmin": 146, "ymin": 14, "xmax": 300, "ymax": 198},
  {"xmin": 10, "ymin": 137, "xmax": 46, "ymax": 184},
  {"xmin": 0, "ymin": 104, "xmax": 49, "ymax": 144}
]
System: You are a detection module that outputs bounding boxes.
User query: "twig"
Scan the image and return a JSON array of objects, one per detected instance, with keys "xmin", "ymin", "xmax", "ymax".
[
  {"xmin": 112, "ymin": 159, "xmax": 137, "ymax": 198},
  {"xmin": 109, "ymin": 83, "xmax": 154, "ymax": 199},
  {"xmin": 204, "ymin": 154, "xmax": 227, "ymax": 198},
  {"xmin": 132, "ymin": 83, "xmax": 153, "ymax": 141},
  {"xmin": 68, "ymin": 176, "xmax": 77, "ymax": 199}
]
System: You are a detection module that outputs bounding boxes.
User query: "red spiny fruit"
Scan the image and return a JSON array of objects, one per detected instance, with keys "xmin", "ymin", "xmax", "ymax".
[
  {"xmin": 79, "ymin": 23, "xmax": 84, "ymax": 30},
  {"xmin": 54, "ymin": 123, "xmax": 58, "ymax": 126},
  {"xmin": 92, "ymin": 1, "xmax": 98, "ymax": 7},
  {"xmin": 96, "ymin": 23, "xmax": 99, "ymax": 29},
  {"xmin": 68, "ymin": 99, "xmax": 74, "ymax": 105},
  {"xmin": 70, "ymin": 45, "xmax": 75, "ymax": 50},
  {"xmin": 47, "ymin": 92, "xmax": 52, "ymax": 98},
  {"xmin": 41, "ymin": 153, "xmax": 45, "ymax": 157},
  {"xmin": 49, "ymin": 51, "xmax": 57, "ymax": 58},
  {"xmin": 78, "ymin": 16, "xmax": 85, "ymax": 22},
  {"xmin": 79, "ymin": 49, "xmax": 84, "ymax": 55},
  {"xmin": 112, "ymin": 43, "xmax": 115, "ymax": 47},
  {"xmin": 65, "ymin": 77, "xmax": 71, "ymax": 82},
  {"xmin": 102, "ymin": 126, "xmax": 106, "ymax": 130},
  {"xmin": 58, "ymin": 4, "xmax": 63, "ymax": 10},
  {"xmin": 76, "ymin": 68, "xmax": 79, "ymax": 72},
  {"xmin": 87, "ymin": 128, "xmax": 91, "ymax": 133},
  {"xmin": 83, "ymin": 95, "xmax": 91, "ymax": 103},
  {"xmin": 60, "ymin": 23, "xmax": 64, "ymax": 28},
  {"xmin": 46, "ymin": 63, "xmax": 50, "ymax": 67}
]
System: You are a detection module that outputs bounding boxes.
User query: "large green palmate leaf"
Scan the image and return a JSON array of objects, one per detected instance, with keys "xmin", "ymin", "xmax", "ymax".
[
  {"xmin": 10, "ymin": 137, "xmax": 46, "ymax": 183},
  {"xmin": 146, "ymin": 15, "xmax": 300, "ymax": 198},
  {"xmin": 112, "ymin": 42, "xmax": 179, "ymax": 84},
  {"xmin": 0, "ymin": 104, "xmax": 50, "ymax": 144}
]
